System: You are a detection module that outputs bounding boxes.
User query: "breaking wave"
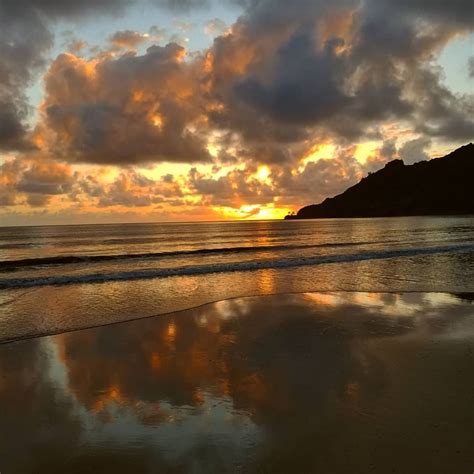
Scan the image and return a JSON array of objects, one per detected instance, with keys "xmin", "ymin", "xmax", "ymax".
[{"xmin": 1, "ymin": 243, "xmax": 473, "ymax": 289}]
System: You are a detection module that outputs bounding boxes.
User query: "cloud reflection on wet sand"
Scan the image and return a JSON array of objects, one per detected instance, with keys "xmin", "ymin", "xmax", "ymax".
[{"xmin": 0, "ymin": 292, "xmax": 473, "ymax": 473}]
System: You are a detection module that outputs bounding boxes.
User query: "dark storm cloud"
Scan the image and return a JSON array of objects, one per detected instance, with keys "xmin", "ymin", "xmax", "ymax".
[
  {"xmin": 5, "ymin": 0, "xmax": 473, "ymax": 171},
  {"xmin": 204, "ymin": 0, "xmax": 474, "ymax": 146},
  {"xmin": 234, "ymin": 32, "xmax": 349, "ymax": 125},
  {"xmin": 0, "ymin": 0, "xmax": 131, "ymax": 152},
  {"xmin": 0, "ymin": 100, "xmax": 34, "ymax": 151},
  {"xmin": 1, "ymin": 0, "xmax": 131, "ymax": 18},
  {"xmin": 233, "ymin": 0, "xmax": 357, "ymax": 36},
  {"xmin": 371, "ymin": 0, "xmax": 474, "ymax": 29},
  {"xmin": 0, "ymin": 3, "xmax": 52, "ymax": 150},
  {"xmin": 408, "ymin": 66, "xmax": 474, "ymax": 141}
]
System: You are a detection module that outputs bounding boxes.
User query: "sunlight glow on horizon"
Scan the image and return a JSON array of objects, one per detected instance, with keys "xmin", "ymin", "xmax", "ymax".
[{"xmin": 1, "ymin": 1, "xmax": 472, "ymax": 225}]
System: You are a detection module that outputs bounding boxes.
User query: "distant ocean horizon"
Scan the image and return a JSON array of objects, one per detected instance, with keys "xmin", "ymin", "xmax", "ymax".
[{"xmin": 1, "ymin": 216, "xmax": 474, "ymax": 342}]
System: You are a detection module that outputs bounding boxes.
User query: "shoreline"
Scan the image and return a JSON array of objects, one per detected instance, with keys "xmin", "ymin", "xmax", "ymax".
[{"xmin": 2, "ymin": 289, "xmax": 473, "ymax": 345}]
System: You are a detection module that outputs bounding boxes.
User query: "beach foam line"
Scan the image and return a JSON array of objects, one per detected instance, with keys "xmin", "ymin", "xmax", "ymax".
[
  {"xmin": 0, "ymin": 241, "xmax": 379, "ymax": 271},
  {"xmin": 1, "ymin": 243, "xmax": 473, "ymax": 289}
]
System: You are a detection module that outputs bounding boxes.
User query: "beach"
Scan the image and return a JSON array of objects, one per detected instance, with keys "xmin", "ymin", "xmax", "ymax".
[
  {"xmin": 1, "ymin": 291, "xmax": 473, "ymax": 473},
  {"xmin": 2, "ymin": 0, "xmax": 473, "ymax": 470},
  {"xmin": 1, "ymin": 218, "xmax": 474, "ymax": 472},
  {"xmin": 1, "ymin": 217, "xmax": 474, "ymax": 342}
]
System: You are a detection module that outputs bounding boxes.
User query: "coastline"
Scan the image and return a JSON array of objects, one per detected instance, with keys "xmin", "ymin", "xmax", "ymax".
[{"xmin": 0, "ymin": 289, "xmax": 473, "ymax": 346}]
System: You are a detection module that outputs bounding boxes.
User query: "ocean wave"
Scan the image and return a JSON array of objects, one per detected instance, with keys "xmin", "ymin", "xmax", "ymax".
[
  {"xmin": 0, "ymin": 241, "xmax": 375, "ymax": 271},
  {"xmin": 1, "ymin": 243, "xmax": 473, "ymax": 289},
  {"xmin": 0, "ymin": 229, "xmax": 345, "ymax": 249}
]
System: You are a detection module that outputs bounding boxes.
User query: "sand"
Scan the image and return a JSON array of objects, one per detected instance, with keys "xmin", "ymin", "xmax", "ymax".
[{"xmin": 0, "ymin": 292, "xmax": 473, "ymax": 473}]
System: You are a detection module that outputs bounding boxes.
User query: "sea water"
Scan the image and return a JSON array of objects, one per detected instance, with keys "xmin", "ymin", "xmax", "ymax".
[{"xmin": 1, "ymin": 217, "xmax": 473, "ymax": 341}]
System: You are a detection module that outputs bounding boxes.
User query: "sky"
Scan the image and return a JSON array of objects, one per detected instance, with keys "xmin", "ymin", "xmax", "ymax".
[{"xmin": 0, "ymin": 0, "xmax": 473, "ymax": 226}]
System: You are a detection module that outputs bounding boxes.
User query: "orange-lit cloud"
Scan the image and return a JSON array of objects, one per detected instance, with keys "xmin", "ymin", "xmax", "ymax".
[
  {"xmin": 39, "ymin": 43, "xmax": 210, "ymax": 165},
  {"xmin": 1, "ymin": 0, "xmax": 473, "ymax": 223}
]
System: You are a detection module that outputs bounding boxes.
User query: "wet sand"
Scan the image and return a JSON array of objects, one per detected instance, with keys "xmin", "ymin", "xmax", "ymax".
[{"xmin": 0, "ymin": 292, "xmax": 473, "ymax": 473}]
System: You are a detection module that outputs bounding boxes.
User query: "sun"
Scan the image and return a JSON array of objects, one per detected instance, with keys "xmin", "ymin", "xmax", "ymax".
[{"xmin": 214, "ymin": 204, "xmax": 291, "ymax": 220}]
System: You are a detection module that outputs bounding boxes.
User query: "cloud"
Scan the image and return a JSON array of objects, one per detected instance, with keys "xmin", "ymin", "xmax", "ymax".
[
  {"xmin": 0, "ymin": 157, "xmax": 23, "ymax": 206},
  {"xmin": 109, "ymin": 30, "xmax": 150, "ymax": 50},
  {"xmin": 276, "ymin": 152, "xmax": 363, "ymax": 206},
  {"xmin": 188, "ymin": 166, "xmax": 278, "ymax": 207},
  {"xmin": 41, "ymin": 44, "xmax": 211, "ymax": 164},
  {"xmin": 399, "ymin": 137, "xmax": 432, "ymax": 165},
  {"xmin": 90, "ymin": 171, "xmax": 184, "ymax": 208},
  {"xmin": 149, "ymin": 25, "xmax": 168, "ymax": 42},
  {"xmin": 234, "ymin": 31, "xmax": 350, "ymax": 126},
  {"xmin": 0, "ymin": 5, "xmax": 52, "ymax": 151},
  {"xmin": 5, "ymin": 0, "xmax": 131, "ymax": 19},
  {"xmin": 152, "ymin": 0, "xmax": 210, "ymax": 11},
  {"xmin": 0, "ymin": 155, "xmax": 74, "ymax": 207},
  {"xmin": 172, "ymin": 20, "xmax": 195, "ymax": 33},
  {"xmin": 0, "ymin": 0, "xmax": 131, "ymax": 152},
  {"xmin": 0, "ymin": 101, "xmax": 35, "ymax": 152},
  {"xmin": 2, "ymin": 0, "xmax": 474, "ymax": 219},
  {"xmin": 0, "ymin": 154, "xmax": 190, "ymax": 211},
  {"xmin": 409, "ymin": 66, "xmax": 474, "ymax": 140},
  {"xmin": 468, "ymin": 57, "xmax": 474, "ymax": 78},
  {"xmin": 66, "ymin": 39, "xmax": 89, "ymax": 54},
  {"xmin": 186, "ymin": 0, "xmax": 472, "ymax": 156},
  {"xmin": 204, "ymin": 18, "xmax": 228, "ymax": 36},
  {"xmin": 184, "ymin": 143, "xmax": 388, "ymax": 211},
  {"xmin": 371, "ymin": 0, "xmax": 474, "ymax": 29},
  {"xmin": 6, "ymin": 0, "xmax": 474, "ymax": 162}
]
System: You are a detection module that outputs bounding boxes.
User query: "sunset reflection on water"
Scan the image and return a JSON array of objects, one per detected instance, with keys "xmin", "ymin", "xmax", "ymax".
[{"xmin": 0, "ymin": 292, "xmax": 473, "ymax": 473}]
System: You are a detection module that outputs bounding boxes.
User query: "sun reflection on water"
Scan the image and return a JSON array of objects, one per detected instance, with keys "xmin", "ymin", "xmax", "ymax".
[{"xmin": 1, "ymin": 292, "xmax": 473, "ymax": 473}]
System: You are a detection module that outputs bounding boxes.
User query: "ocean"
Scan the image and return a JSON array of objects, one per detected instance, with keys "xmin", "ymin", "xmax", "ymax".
[
  {"xmin": 1, "ymin": 216, "xmax": 473, "ymax": 342},
  {"xmin": 1, "ymin": 217, "xmax": 474, "ymax": 473}
]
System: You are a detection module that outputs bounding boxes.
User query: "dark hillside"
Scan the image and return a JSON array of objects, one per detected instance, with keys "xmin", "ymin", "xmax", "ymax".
[{"xmin": 287, "ymin": 143, "xmax": 474, "ymax": 219}]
